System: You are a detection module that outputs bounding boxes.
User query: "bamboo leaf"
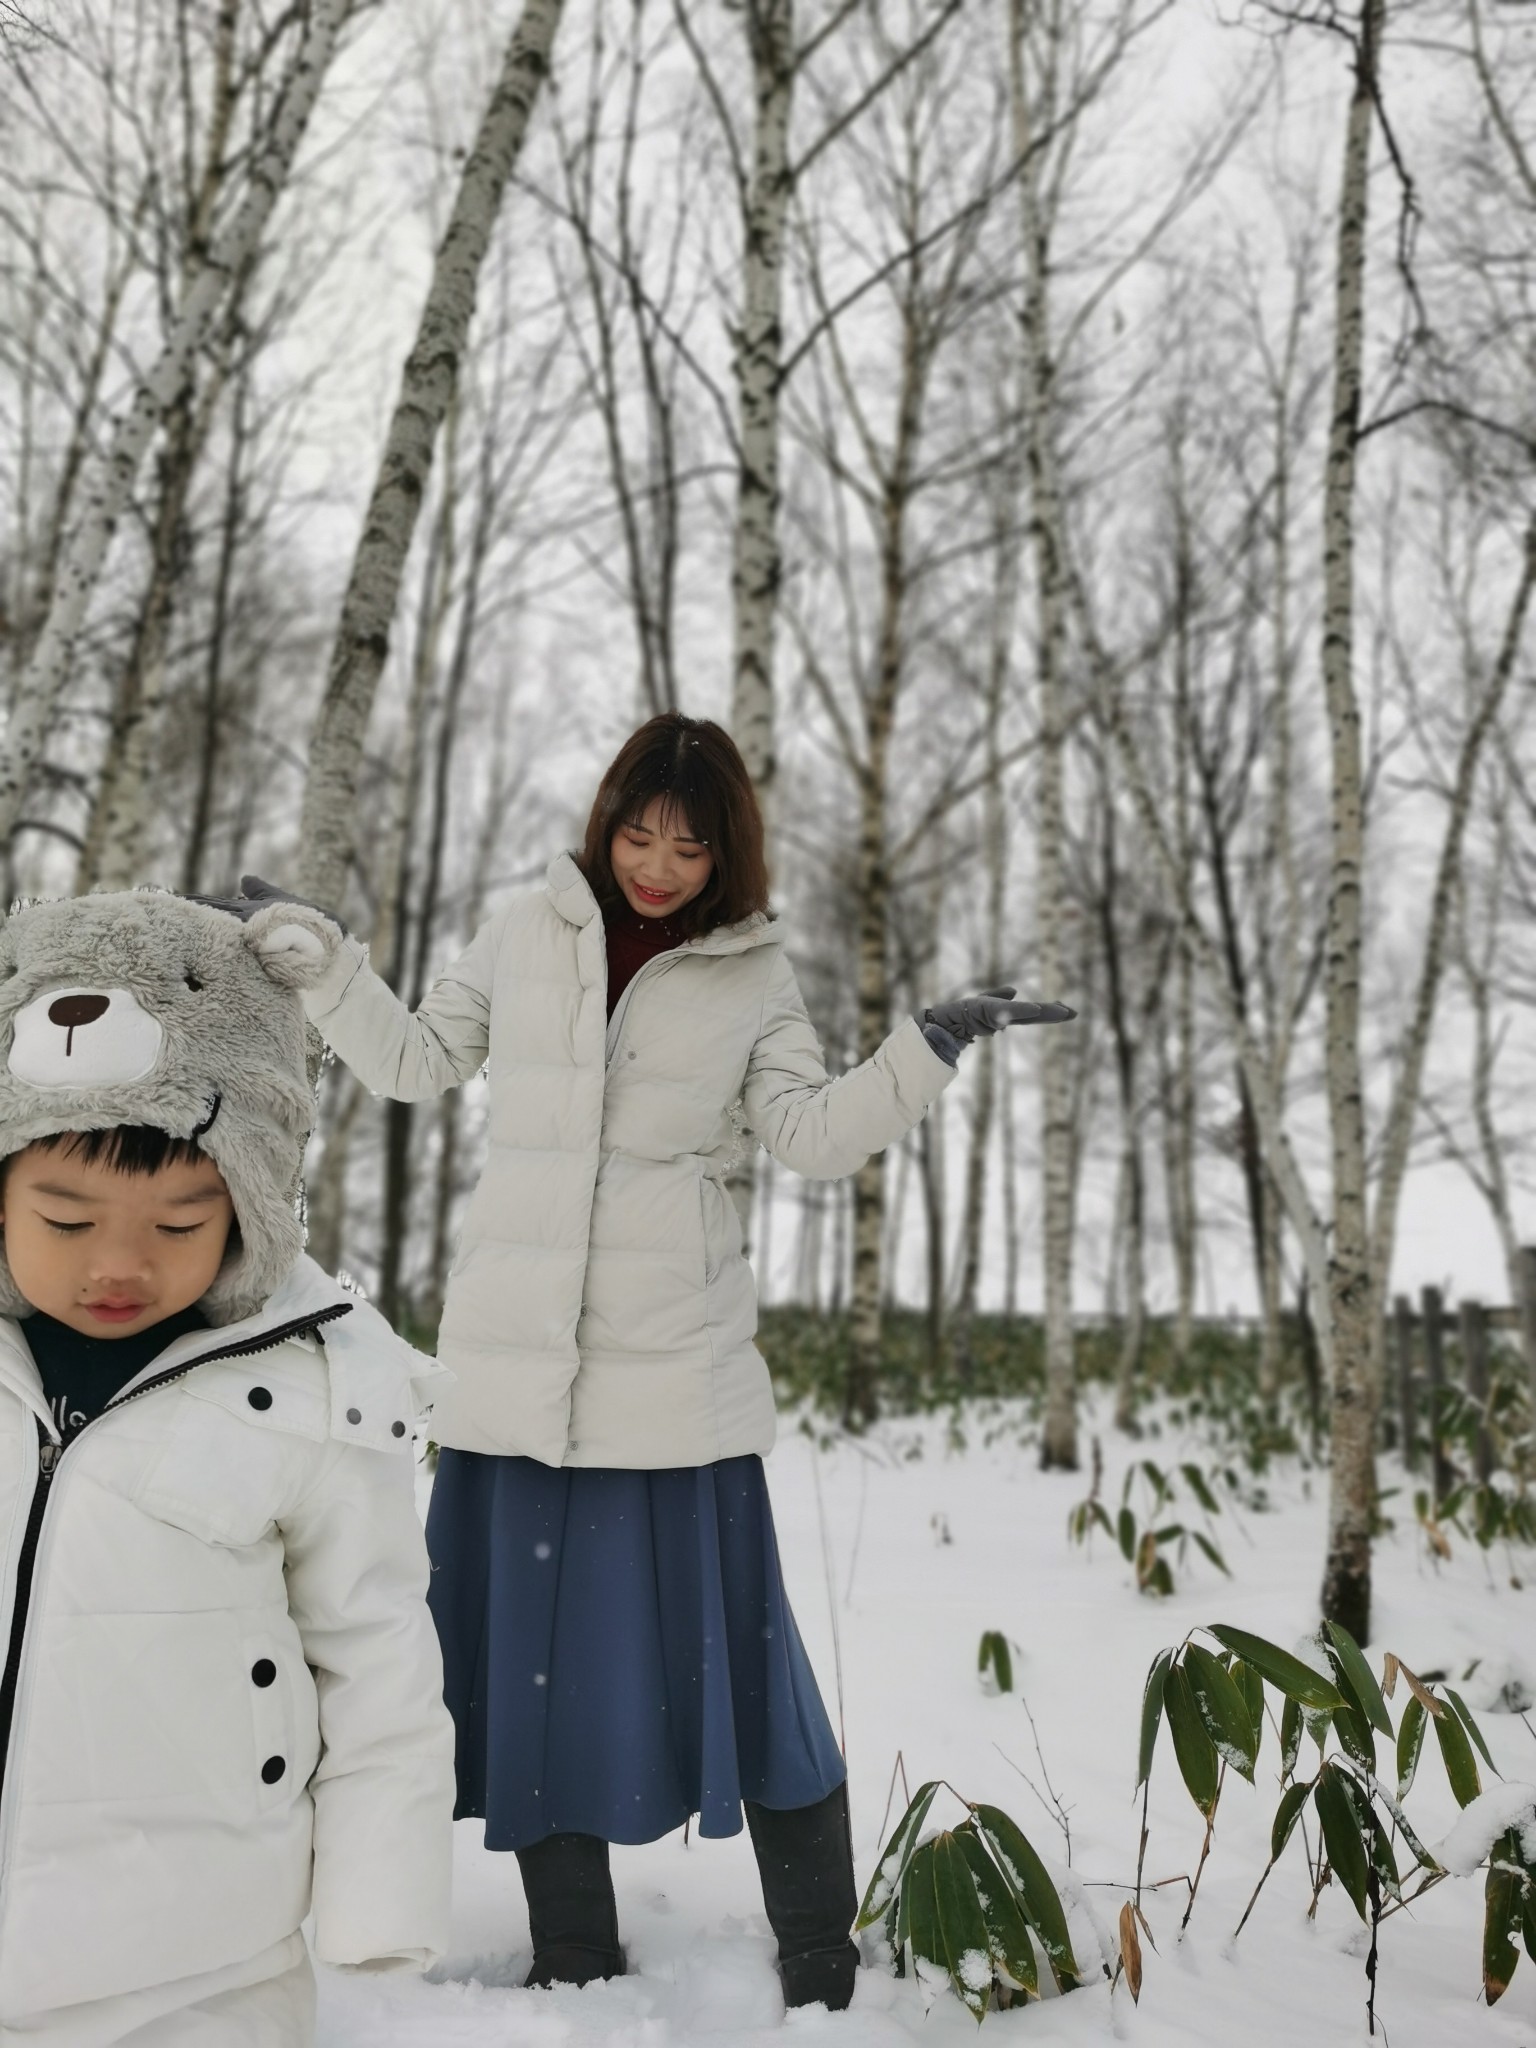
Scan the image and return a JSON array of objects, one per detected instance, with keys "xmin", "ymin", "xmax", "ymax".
[
  {"xmin": 1233, "ymin": 1658, "xmax": 1266, "ymax": 1760},
  {"xmin": 905, "ymin": 1841, "xmax": 942, "ymax": 1994},
  {"xmin": 1484, "ymin": 1864, "xmax": 1520, "ymax": 2007},
  {"xmin": 1365, "ymin": 1808, "xmax": 1402, "ymax": 1905},
  {"xmin": 1444, "ymin": 1687, "xmax": 1499, "ymax": 1777},
  {"xmin": 971, "ymin": 1804, "xmax": 1082, "ymax": 1992},
  {"xmin": 955, "ymin": 1822, "xmax": 1037, "ymax": 1998},
  {"xmin": 1271, "ymin": 1780, "xmax": 1312, "ymax": 1863},
  {"xmin": 1281, "ymin": 1694, "xmax": 1303, "ymax": 1778},
  {"xmin": 1117, "ymin": 1901, "xmax": 1143, "ymax": 2003},
  {"xmin": 1396, "ymin": 1694, "xmax": 1427, "ymax": 1801},
  {"xmin": 978, "ymin": 1631, "xmax": 1014, "ymax": 1695},
  {"xmin": 1180, "ymin": 1463, "xmax": 1221, "ymax": 1517},
  {"xmin": 1323, "ymin": 1620, "xmax": 1393, "ymax": 1736},
  {"xmin": 1314, "ymin": 1764, "xmax": 1370, "ymax": 1923},
  {"xmin": 1117, "ymin": 1506, "xmax": 1136, "ymax": 1563},
  {"xmin": 1432, "ymin": 1697, "xmax": 1483, "ymax": 1809},
  {"xmin": 932, "ymin": 1831, "xmax": 993, "ymax": 2021},
  {"xmin": 1192, "ymin": 1530, "xmax": 1232, "ymax": 1577},
  {"xmin": 1208, "ymin": 1626, "xmax": 1347, "ymax": 1712},
  {"xmin": 1391, "ymin": 1658, "xmax": 1445, "ymax": 1718},
  {"xmin": 1137, "ymin": 1649, "xmax": 1173, "ymax": 1792},
  {"xmin": 857, "ymin": 1781, "xmax": 940, "ymax": 1930},
  {"xmin": 1185, "ymin": 1643, "xmax": 1258, "ymax": 1783},
  {"xmin": 1164, "ymin": 1664, "xmax": 1219, "ymax": 1817}
]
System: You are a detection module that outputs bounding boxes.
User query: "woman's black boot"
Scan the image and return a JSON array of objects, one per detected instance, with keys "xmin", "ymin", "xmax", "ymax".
[
  {"xmin": 745, "ymin": 1782, "xmax": 860, "ymax": 2011},
  {"xmin": 515, "ymin": 1830, "xmax": 625, "ymax": 1988}
]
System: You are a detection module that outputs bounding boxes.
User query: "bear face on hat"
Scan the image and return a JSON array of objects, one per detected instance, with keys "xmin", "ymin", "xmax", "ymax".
[{"xmin": 0, "ymin": 889, "xmax": 343, "ymax": 1325}]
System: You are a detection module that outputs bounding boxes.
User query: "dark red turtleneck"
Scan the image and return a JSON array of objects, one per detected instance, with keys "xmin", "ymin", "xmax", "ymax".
[{"xmin": 604, "ymin": 902, "xmax": 686, "ymax": 1018}]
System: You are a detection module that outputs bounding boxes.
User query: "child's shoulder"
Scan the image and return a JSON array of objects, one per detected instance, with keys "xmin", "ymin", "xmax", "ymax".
[{"xmin": 200, "ymin": 1261, "xmax": 448, "ymax": 1459}]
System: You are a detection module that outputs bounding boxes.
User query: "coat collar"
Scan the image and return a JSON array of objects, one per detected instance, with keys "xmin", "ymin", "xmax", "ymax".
[
  {"xmin": 544, "ymin": 851, "xmax": 782, "ymax": 957},
  {"xmin": 0, "ymin": 1256, "xmax": 441, "ymax": 1422}
]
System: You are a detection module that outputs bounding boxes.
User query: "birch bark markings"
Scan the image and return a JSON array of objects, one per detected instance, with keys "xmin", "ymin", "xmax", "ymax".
[
  {"xmin": 731, "ymin": 0, "xmax": 795, "ymax": 809},
  {"xmin": 299, "ymin": 0, "xmax": 567, "ymax": 910},
  {"xmin": 1010, "ymin": 0, "xmax": 1078, "ymax": 1469},
  {"xmin": 0, "ymin": 0, "xmax": 350, "ymax": 864},
  {"xmin": 1317, "ymin": 0, "xmax": 1384, "ymax": 1644}
]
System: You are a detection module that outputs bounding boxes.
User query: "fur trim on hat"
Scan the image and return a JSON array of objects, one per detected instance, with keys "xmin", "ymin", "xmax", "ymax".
[{"xmin": 0, "ymin": 889, "xmax": 344, "ymax": 1325}]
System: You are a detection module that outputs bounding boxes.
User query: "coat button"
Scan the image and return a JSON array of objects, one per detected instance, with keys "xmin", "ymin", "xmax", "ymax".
[
  {"xmin": 261, "ymin": 1756, "xmax": 286, "ymax": 1784},
  {"xmin": 251, "ymin": 1659, "xmax": 276, "ymax": 1688},
  {"xmin": 391, "ymin": 1420, "xmax": 406, "ymax": 1438},
  {"xmin": 346, "ymin": 1407, "xmax": 362, "ymax": 1425},
  {"xmin": 247, "ymin": 1387, "xmax": 273, "ymax": 1411}
]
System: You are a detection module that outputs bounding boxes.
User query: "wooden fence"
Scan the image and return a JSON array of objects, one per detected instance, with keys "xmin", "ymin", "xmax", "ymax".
[{"xmin": 1385, "ymin": 1245, "xmax": 1536, "ymax": 1507}]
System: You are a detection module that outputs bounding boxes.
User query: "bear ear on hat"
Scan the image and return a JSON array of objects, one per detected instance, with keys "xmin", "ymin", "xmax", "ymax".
[{"xmin": 242, "ymin": 900, "xmax": 345, "ymax": 992}]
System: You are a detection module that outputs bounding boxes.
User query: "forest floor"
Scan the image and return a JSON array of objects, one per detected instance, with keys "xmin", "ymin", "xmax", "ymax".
[{"xmin": 319, "ymin": 1392, "xmax": 1536, "ymax": 2047}]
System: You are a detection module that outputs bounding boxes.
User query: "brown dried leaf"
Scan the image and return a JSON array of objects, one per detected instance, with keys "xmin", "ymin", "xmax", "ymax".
[
  {"xmin": 1118, "ymin": 1901, "xmax": 1143, "ymax": 2004},
  {"xmin": 1424, "ymin": 1521, "xmax": 1453, "ymax": 1562},
  {"xmin": 1391, "ymin": 1656, "xmax": 1446, "ymax": 1717},
  {"xmin": 1382, "ymin": 1652, "xmax": 1399, "ymax": 1699}
]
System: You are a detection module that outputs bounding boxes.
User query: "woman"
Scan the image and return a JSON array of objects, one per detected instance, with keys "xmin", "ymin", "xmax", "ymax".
[{"xmin": 240, "ymin": 713, "xmax": 1072, "ymax": 2009}]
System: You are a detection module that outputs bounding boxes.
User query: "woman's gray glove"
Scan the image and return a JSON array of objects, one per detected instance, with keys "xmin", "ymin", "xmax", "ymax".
[
  {"xmin": 190, "ymin": 873, "xmax": 348, "ymax": 937},
  {"xmin": 918, "ymin": 986, "xmax": 1076, "ymax": 1066}
]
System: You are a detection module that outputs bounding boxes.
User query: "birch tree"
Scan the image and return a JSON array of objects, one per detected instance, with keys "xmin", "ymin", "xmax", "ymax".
[
  {"xmin": 0, "ymin": 0, "xmax": 353, "ymax": 868},
  {"xmin": 299, "ymin": 0, "xmax": 567, "ymax": 911}
]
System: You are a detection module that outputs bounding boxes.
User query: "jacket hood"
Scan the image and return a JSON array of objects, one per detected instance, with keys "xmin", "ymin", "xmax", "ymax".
[{"xmin": 0, "ymin": 889, "xmax": 344, "ymax": 1325}]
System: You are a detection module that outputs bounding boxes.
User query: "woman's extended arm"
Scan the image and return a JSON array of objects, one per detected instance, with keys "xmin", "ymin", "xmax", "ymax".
[
  {"xmin": 301, "ymin": 916, "xmax": 499, "ymax": 1103},
  {"xmin": 741, "ymin": 950, "xmax": 955, "ymax": 1181}
]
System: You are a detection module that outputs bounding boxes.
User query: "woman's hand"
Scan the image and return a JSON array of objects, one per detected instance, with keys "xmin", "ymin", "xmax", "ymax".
[
  {"xmin": 918, "ymin": 986, "xmax": 1076, "ymax": 1064},
  {"xmin": 191, "ymin": 873, "xmax": 348, "ymax": 937}
]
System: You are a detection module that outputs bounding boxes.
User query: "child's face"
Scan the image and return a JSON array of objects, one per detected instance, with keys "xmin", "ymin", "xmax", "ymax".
[{"xmin": 0, "ymin": 1143, "xmax": 234, "ymax": 1338}]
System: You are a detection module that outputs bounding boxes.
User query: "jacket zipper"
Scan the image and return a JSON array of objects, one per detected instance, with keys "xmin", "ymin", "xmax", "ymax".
[{"xmin": 0, "ymin": 1304, "xmax": 351, "ymax": 1812}]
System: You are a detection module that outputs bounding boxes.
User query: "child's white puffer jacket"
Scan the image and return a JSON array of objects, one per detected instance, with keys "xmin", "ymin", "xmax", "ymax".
[{"xmin": 0, "ymin": 1257, "xmax": 454, "ymax": 2024}]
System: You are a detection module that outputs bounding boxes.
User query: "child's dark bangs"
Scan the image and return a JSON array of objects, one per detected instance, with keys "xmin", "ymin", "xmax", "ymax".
[{"xmin": 40, "ymin": 1126, "xmax": 205, "ymax": 1175}]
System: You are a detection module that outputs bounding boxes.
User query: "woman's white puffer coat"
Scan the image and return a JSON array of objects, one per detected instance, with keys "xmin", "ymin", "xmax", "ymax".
[
  {"xmin": 302, "ymin": 854, "xmax": 955, "ymax": 1467},
  {"xmin": 0, "ymin": 1259, "xmax": 455, "ymax": 2025}
]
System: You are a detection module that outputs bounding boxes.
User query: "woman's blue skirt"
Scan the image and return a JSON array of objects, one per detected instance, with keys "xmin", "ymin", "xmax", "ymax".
[{"xmin": 425, "ymin": 1449, "xmax": 847, "ymax": 1851}]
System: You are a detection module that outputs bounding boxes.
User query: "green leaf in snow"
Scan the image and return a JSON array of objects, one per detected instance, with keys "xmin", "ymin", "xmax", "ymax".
[
  {"xmin": 1396, "ymin": 1693, "xmax": 1427, "ymax": 1801},
  {"xmin": 932, "ymin": 1831, "xmax": 993, "ymax": 2021},
  {"xmin": 1184, "ymin": 1644, "xmax": 1258, "ymax": 1783},
  {"xmin": 1314, "ymin": 1763, "xmax": 1370, "ymax": 1923},
  {"xmin": 1192, "ymin": 1530, "xmax": 1231, "ymax": 1578},
  {"xmin": 1322, "ymin": 1620, "xmax": 1393, "ymax": 1736},
  {"xmin": 1137, "ymin": 1648, "xmax": 1172, "ymax": 1792},
  {"xmin": 1271, "ymin": 1779, "xmax": 1313, "ymax": 1863},
  {"xmin": 1117, "ymin": 1505, "xmax": 1137, "ymax": 1563},
  {"xmin": 1208, "ymin": 1625, "xmax": 1347, "ymax": 1713},
  {"xmin": 971, "ymin": 1803, "xmax": 1082, "ymax": 1993},
  {"xmin": 857, "ymin": 1781, "xmax": 940, "ymax": 1930},
  {"xmin": 1280, "ymin": 1693, "xmax": 1303, "ymax": 1779},
  {"xmin": 954, "ymin": 1822, "xmax": 1037, "ymax": 1999},
  {"xmin": 1164, "ymin": 1663, "xmax": 1219, "ymax": 1817},
  {"xmin": 1432, "ymin": 1696, "xmax": 1483, "ymax": 1809},
  {"xmin": 1484, "ymin": 1861, "xmax": 1521, "ymax": 2007}
]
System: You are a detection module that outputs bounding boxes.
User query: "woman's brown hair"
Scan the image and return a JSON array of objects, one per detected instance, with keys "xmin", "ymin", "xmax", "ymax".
[{"xmin": 577, "ymin": 713, "xmax": 771, "ymax": 937}]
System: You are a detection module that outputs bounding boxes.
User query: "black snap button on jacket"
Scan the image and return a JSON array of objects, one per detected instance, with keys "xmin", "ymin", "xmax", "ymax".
[
  {"xmin": 391, "ymin": 1420, "xmax": 406, "ymax": 1438},
  {"xmin": 346, "ymin": 1407, "xmax": 362, "ymax": 1425},
  {"xmin": 251, "ymin": 1659, "xmax": 276, "ymax": 1688},
  {"xmin": 247, "ymin": 1386, "xmax": 273, "ymax": 1411},
  {"xmin": 261, "ymin": 1756, "xmax": 286, "ymax": 1784}
]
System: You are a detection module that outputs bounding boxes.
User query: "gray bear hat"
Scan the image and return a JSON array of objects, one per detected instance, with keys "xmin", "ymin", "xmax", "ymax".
[{"xmin": 0, "ymin": 888, "xmax": 342, "ymax": 1325}]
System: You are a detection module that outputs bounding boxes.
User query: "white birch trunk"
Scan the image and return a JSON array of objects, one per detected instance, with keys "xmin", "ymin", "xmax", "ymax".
[
  {"xmin": 0, "ymin": 0, "xmax": 350, "ymax": 863},
  {"xmin": 299, "ymin": 0, "xmax": 567, "ymax": 909},
  {"xmin": 1011, "ymin": 0, "xmax": 1077, "ymax": 1468},
  {"xmin": 731, "ymin": 0, "xmax": 794, "ymax": 813},
  {"xmin": 1318, "ymin": 0, "xmax": 1384, "ymax": 1645}
]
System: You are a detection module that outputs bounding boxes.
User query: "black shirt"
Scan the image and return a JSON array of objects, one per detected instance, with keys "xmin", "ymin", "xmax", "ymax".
[{"xmin": 21, "ymin": 1305, "xmax": 209, "ymax": 1443}]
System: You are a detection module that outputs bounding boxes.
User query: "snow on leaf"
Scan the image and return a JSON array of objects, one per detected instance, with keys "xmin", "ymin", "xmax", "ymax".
[
  {"xmin": 1429, "ymin": 1782, "xmax": 1536, "ymax": 1878},
  {"xmin": 957, "ymin": 1948, "xmax": 993, "ymax": 1993}
]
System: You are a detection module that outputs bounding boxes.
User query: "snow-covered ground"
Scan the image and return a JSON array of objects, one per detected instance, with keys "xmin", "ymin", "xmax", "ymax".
[{"xmin": 320, "ymin": 1395, "xmax": 1536, "ymax": 2046}]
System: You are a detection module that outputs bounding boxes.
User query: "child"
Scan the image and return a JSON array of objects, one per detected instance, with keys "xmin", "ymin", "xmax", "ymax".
[{"xmin": 0, "ymin": 888, "xmax": 455, "ymax": 2046}]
